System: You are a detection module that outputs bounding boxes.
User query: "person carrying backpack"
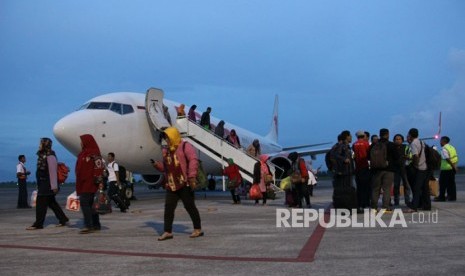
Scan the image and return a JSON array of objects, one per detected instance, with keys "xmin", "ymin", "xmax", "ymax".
[
  {"xmin": 369, "ymin": 128, "xmax": 400, "ymax": 213},
  {"xmin": 287, "ymin": 152, "xmax": 309, "ymax": 208},
  {"xmin": 405, "ymin": 128, "xmax": 431, "ymax": 213},
  {"xmin": 152, "ymin": 127, "xmax": 203, "ymax": 241},
  {"xmin": 106, "ymin": 152, "xmax": 128, "ymax": 213}
]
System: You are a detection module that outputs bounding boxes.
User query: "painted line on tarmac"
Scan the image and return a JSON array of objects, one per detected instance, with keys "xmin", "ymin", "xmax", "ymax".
[{"xmin": 0, "ymin": 205, "xmax": 330, "ymax": 263}]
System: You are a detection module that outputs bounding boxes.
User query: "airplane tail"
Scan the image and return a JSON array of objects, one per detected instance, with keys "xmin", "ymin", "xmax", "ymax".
[{"xmin": 265, "ymin": 95, "xmax": 279, "ymax": 143}]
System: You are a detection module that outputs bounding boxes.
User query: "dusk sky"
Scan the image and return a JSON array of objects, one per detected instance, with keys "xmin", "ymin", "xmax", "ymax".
[{"xmin": 1, "ymin": 1, "xmax": 464, "ymax": 181}]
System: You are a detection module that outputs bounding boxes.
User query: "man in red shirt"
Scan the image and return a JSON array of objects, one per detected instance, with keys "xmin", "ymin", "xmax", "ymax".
[{"xmin": 352, "ymin": 130, "xmax": 371, "ymax": 212}]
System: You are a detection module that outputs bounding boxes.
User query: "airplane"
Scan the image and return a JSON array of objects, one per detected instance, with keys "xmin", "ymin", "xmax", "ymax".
[{"xmin": 53, "ymin": 88, "xmax": 330, "ymax": 188}]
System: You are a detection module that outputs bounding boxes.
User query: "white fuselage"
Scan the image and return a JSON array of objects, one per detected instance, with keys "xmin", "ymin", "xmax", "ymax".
[{"xmin": 53, "ymin": 92, "xmax": 282, "ymax": 177}]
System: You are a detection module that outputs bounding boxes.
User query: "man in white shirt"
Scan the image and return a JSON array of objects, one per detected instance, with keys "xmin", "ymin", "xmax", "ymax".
[
  {"xmin": 406, "ymin": 128, "xmax": 431, "ymax": 212},
  {"xmin": 106, "ymin": 152, "xmax": 127, "ymax": 212},
  {"xmin": 16, "ymin": 155, "xmax": 31, "ymax": 208}
]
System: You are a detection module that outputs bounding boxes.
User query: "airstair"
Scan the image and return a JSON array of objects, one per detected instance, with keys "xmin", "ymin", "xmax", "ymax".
[{"xmin": 145, "ymin": 87, "xmax": 278, "ymax": 184}]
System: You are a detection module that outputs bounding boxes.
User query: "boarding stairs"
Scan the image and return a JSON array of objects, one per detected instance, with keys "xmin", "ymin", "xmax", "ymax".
[{"xmin": 145, "ymin": 87, "xmax": 279, "ymax": 184}]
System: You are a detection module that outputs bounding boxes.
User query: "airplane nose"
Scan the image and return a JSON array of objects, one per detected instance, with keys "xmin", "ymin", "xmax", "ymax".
[{"xmin": 53, "ymin": 113, "xmax": 85, "ymax": 156}]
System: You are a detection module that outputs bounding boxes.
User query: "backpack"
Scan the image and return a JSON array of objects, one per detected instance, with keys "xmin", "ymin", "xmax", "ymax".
[
  {"xmin": 370, "ymin": 142, "xmax": 388, "ymax": 169},
  {"xmin": 182, "ymin": 142, "xmax": 208, "ymax": 190},
  {"xmin": 57, "ymin": 162, "xmax": 69, "ymax": 184},
  {"xmin": 424, "ymin": 143, "xmax": 441, "ymax": 170},
  {"xmin": 112, "ymin": 163, "xmax": 127, "ymax": 183}
]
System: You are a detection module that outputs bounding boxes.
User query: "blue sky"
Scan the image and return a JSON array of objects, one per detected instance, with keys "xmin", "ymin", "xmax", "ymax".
[{"xmin": 1, "ymin": 0, "xmax": 464, "ymax": 181}]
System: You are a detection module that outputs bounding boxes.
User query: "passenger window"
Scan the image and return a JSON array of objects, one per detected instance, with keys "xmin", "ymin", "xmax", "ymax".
[
  {"xmin": 110, "ymin": 103, "xmax": 122, "ymax": 114},
  {"xmin": 87, "ymin": 102, "xmax": 111, "ymax": 110},
  {"xmin": 122, "ymin": 104, "xmax": 134, "ymax": 115}
]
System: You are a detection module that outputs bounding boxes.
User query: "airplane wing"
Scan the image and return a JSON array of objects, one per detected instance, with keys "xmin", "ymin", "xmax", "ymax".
[
  {"xmin": 282, "ymin": 142, "xmax": 332, "ymax": 151},
  {"xmin": 295, "ymin": 147, "xmax": 332, "ymax": 158}
]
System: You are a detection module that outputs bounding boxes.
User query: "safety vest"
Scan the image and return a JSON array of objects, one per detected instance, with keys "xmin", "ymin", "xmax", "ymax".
[
  {"xmin": 404, "ymin": 145, "xmax": 412, "ymax": 166},
  {"xmin": 441, "ymin": 144, "xmax": 458, "ymax": 170}
]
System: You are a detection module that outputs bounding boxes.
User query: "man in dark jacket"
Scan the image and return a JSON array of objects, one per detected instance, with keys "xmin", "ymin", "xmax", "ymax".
[
  {"xmin": 370, "ymin": 128, "xmax": 400, "ymax": 213},
  {"xmin": 200, "ymin": 107, "xmax": 212, "ymax": 130},
  {"xmin": 333, "ymin": 131, "xmax": 354, "ymax": 189}
]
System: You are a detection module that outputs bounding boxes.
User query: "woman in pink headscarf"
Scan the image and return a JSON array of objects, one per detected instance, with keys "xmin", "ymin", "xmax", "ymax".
[{"xmin": 252, "ymin": 154, "xmax": 273, "ymax": 205}]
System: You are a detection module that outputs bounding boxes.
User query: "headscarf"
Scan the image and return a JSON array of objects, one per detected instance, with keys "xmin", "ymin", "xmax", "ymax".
[
  {"xmin": 288, "ymin": 152, "xmax": 298, "ymax": 163},
  {"xmin": 164, "ymin": 127, "xmax": 182, "ymax": 152},
  {"xmin": 78, "ymin": 134, "xmax": 101, "ymax": 158},
  {"xmin": 37, "ymin": 137, "xmax": 55, "ymax": 171},
  {"xmin": 177, "ymin": 104, "xmax": 186, "ymax": 116},
  {"xmin": 76, "ymin": 134, "xmax": 101, "ymax": 194},
  {"xmin": 227, "ymin": 158, "xmax": 234, "ymax": 165}
]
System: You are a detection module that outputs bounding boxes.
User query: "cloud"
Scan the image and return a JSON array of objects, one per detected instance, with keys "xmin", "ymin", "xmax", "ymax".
[{"xmin": 390, "ymin": 49, "xmax": 465, "ymax": 164}]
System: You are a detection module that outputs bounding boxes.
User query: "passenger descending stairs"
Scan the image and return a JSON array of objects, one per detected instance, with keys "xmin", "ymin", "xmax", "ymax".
[
  {"xmin": 176, "ymin": 117, "xmax": 260, "ymax": 183},
  {"xmin": 145, "ymin": 87, "xmax": 277, "ymax": 184}
]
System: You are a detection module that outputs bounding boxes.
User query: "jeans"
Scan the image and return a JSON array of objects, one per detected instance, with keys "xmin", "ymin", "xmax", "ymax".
[
  {"xmin": 393, "ymin": 166, "xmax": 412, "ymax": 205},
  {"xmin": 411, "ymin": 169, "xmax": 431, "ymax": 210}
]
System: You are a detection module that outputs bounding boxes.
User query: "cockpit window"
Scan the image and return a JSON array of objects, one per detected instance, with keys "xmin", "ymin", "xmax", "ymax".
[
  {"xmin": 79, "ymin": 103, "xmax": 89, "ymax": 110},
  {"xmin": 83, "ymin": 102, "xmax": 134, "ymax": 115},
  {"xmin": 110, "ymin": 103, "xmax": 122, "ymax": 114},
  {"xmin": 122, "ymin": 104, "xmax": 134, "ymax": 114},
  {"xmin": 87, "ymin": 102, "xmax": 111, "ymax": 110}
]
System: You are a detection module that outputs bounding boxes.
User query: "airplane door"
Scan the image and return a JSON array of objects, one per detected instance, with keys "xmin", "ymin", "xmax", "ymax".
[{"xmin": 145, "ymin": 87, "xmax": 171, "ymax": 130}]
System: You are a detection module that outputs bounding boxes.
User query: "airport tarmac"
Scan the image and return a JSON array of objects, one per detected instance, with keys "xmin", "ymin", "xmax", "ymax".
[{"xmin": 1, "ymin": 175, "xmax": 464, "ymax": 275}]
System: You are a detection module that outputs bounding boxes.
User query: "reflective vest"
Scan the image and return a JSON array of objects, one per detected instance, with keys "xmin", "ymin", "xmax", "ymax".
[
  {"xmin": 404, "ymin": 145, "xmax": 412, "ymax": 166},
  {"xmin": 441, "ymin": 144, "xmax": 458, "ymax": 170}
]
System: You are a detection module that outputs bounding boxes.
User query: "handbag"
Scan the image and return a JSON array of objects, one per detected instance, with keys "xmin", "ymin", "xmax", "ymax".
[
  {"xmin": 264, "ymin": 174, "xmax": 273, "ymax": 184},
  {"xmin": 66, "ymin": 191, "xmax": 80, "ymax": 212},
  {"xmin": 93, "ymin": 190, "xmax": 112, "ymax": 215},
  {"xmin": 249, "ymin": 184, "xmax": 263, "ymax": 200},
  {"xmin": 429, "ymin": 179, "xmax": 439, "ymax": 197}
]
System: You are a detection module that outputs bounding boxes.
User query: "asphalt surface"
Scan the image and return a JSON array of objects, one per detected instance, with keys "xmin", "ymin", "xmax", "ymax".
[{"xmin": 0, "ymin": 175, "xmax": 464, "ymax": 275}]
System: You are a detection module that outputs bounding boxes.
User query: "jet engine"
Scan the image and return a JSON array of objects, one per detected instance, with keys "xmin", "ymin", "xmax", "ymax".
[{"xmin": 141, "ymin": 174, "xmax": 164, "ymax": 189}]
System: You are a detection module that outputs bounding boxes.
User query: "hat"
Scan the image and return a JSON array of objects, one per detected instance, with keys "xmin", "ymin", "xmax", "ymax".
[{"xmin": 356, "ymin": 130, "xmax": 365, "ymax": 137}]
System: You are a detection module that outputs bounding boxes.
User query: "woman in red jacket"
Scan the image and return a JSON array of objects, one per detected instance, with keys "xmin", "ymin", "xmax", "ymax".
[
  {"xmin": 223, "ymin": 158, "xmax": 242, "ymax": 204},
  {"xmin": 75, "ymin": 134, "xmax": 104, "ymax": 234}
]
